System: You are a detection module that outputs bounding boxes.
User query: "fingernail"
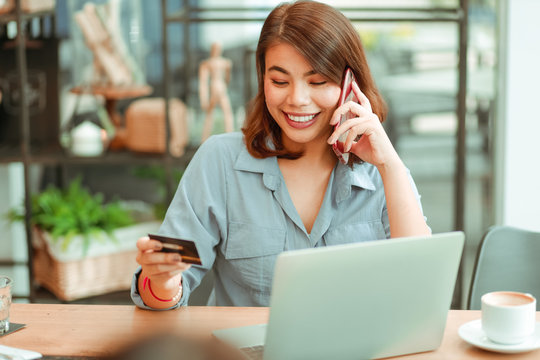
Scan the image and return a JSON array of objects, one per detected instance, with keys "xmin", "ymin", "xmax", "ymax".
[
  {"xmin": 154, "ymin": 243, "xmax": 162, "ymax": 250},
  {"xmin": 173, "ymin": 254, "xmax": 182, "ymax": 262}
]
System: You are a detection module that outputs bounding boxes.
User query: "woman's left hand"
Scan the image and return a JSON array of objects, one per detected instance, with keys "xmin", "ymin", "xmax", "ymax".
[{"xmin": 327, "ymin": 81, "xmax": 399, "ymax": 168}]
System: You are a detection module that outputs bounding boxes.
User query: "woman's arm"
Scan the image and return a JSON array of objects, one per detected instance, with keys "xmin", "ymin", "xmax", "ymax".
[
  {"xmin": 132, "ymin": 136, "xmax": 229, "ymax": 309},
  {"xmin": 328, "ymin": 81, "xmax": 430, "ymax": 238},
  {"xmin": 135, "ymin": 236, "xmax": 189, "ymax": 309},
  {"xmin": 376, "ymin": 158, "xmax": 431, "ymax": 238}
]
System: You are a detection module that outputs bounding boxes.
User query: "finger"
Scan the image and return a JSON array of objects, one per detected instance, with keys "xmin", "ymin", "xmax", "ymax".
[
  {"xmin": 328, "ymin": 117, "xmax": 358, "ymax": 145},
  {"xmin": 136, "ymin": 236, "xmax": 163, "ymax": 252},
  {"xmin": 167, "ymin": 266, "xmax": 191, "ymax": 277},
  {"xmin": 145, "ymin": 263, "xmax": 191, "ymax": 278},
  {"xmin": 137, "ymin": 251, "xmax": 186, "ymax": 266},
  {"xmin": 328, "ymin": 115, "xmax": 370, "ymax": 144},
  {"xmin": 344, "ymin": 126, "xmax": 362, "ymax": 153},
  {"xmin": 329, "ymin": 101, "xmax": 368, "ymax": 126},
  {"xmin": 352, "ymin": 81, "xmax": 372, "ymax": 112}
]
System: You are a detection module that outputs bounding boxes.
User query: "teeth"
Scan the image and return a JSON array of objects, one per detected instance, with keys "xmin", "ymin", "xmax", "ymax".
[{"xmin": 288, "ymin": 114, "xmax": 315, "ymax": 122}]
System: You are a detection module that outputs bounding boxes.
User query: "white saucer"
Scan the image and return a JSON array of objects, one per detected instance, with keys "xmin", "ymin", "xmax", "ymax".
[{"xmin": 458, "ymin": 319, "xmax": 540, "ymax": 354}]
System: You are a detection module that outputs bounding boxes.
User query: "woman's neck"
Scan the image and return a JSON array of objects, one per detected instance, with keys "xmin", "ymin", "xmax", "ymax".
[
  {"xmin": 282, "ymin": 142, "xmax": 337, "ymax": 170},
  {"xmin": 282, "ymin": 133, "xmax": 337, "ymax": 167}
]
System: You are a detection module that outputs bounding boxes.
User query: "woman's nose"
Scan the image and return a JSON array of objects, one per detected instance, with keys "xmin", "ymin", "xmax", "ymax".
[{"xmin": 287, "ymin": 82, "xmax": 310, "ymax": 106}]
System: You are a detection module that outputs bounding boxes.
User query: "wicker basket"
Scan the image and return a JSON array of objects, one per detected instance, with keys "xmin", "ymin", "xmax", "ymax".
[
  {"xmin": 31, "ymin": 225, "xmax": 157, "ymax": 301},
  {"xmin": 33, "ymin": 245, "xmax": 138, "ymax": 301}
]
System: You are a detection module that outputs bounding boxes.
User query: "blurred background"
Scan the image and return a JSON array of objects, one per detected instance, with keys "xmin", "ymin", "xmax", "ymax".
[{"xmin": 1, "ymin": 0, "xmax": 538, "ymax": 309}]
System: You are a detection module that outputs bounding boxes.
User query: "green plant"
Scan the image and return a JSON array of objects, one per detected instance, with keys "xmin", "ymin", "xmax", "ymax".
[{"xmin": 8, "ymin": 177, "xmax": 134, "ymax": 255}]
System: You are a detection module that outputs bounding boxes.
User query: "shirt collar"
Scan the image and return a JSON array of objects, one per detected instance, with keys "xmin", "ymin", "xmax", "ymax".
[
  {"xmin": 335, "ymin": 161, "xmax": 376, "ymax": 203},
  {"xmin": 234, "ymin": 147, "xmax": 281, "ymax": 191},
  {"xmin": 234, "ymin": 146, "xmax": 376, "ymax": 195}
]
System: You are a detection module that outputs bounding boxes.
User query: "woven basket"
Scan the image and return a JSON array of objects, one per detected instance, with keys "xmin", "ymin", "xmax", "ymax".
[{"xmin": 32, "ymin": 228, "xmax": 141, "ymax": 301}]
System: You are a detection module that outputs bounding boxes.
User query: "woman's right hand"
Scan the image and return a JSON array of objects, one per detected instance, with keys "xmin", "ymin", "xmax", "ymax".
[{"xmin": 136, "ymin": 236, "xmax": 191, "ymax": 307}]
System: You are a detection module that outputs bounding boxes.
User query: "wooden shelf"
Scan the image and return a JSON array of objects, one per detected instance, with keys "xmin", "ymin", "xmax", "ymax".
[
  {"xmin": 0, "ymin": 142, "xmax": 198, "ymax": 166},
  {"xmin": 0, "ymin": 143, "xmax": 23, "ymax": 162}
]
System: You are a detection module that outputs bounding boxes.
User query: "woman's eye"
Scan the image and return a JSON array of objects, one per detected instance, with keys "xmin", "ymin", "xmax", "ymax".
[
  {"xmin": 271, "ymin": 80, "xmax": 288, "ymax": 86},
  {"xmin": 311, "ymin": 81, "xmax": 327, "ymax": 86}
]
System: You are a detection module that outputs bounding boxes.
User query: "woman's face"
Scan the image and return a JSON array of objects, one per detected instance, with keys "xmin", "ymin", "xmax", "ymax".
[{"xmin": 264, "ymin": 42, "xmax": 341, "ymax": 151}]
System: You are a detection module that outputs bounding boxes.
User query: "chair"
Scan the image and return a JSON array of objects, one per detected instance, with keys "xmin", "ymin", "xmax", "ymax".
[{"xmin": 468, "ymin": 225, "xmax": 540, "ymax": 310}]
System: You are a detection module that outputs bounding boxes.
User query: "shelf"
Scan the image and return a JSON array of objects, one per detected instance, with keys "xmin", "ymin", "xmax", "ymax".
[
  {"xmin": 0, "ymin": 143, "xmax": 23, "ymax": 162},
  {"xmin": 43, "ymin": 147, "xmax": 198, "ymax": 167},
  {"xmin": 0, "ymin": 142, "xmax": 198, "ymax": 167},
  {"xmin": 0, "ymin": 9, "xmax": 55, "ymax": 25}
]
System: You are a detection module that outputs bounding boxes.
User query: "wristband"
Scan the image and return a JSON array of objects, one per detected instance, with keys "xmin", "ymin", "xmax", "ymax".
[{"xmin": 142, "ymin": 276, "xmax": 182, "ymax": 303}]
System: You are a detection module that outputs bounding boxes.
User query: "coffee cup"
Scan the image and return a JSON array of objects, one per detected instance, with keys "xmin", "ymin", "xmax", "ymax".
[{"xmin": 481, "ymin": 291, "xmax": 536, "ymax": 344}]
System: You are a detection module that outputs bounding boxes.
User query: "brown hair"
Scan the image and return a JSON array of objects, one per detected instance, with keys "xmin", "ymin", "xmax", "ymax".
[{"xmin": 242, "ymin": 0, "xmax": 387, "ymax": 164}]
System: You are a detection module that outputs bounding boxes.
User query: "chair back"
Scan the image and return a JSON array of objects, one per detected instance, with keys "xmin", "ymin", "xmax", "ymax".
[{"xmin": 468, "ymin": 225, "xmax": 540, "ymax": 310}]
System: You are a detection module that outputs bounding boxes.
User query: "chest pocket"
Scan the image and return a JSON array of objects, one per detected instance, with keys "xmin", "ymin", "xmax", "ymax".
[
  {"xmin": 323, "ymin": 220, "xmax": 387, "ymax": 246},
  {"xmin": 223, "ymin": 222, "xmax": 286, "ymax": 295}
]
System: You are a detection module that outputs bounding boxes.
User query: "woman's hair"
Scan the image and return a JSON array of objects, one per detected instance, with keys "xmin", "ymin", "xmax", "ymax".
[{"xmin": 242, "ymin": 0, "xmax": 387, "ymax": 165}]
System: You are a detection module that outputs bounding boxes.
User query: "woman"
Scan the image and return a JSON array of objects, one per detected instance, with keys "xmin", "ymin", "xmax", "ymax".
[{"xmin": 132, "ymin": 0, "xmax": 430, "ymax": 310}]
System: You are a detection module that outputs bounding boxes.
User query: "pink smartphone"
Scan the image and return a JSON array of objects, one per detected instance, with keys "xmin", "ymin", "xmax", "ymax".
[{"xmin": 332, "ymin": 67, "xmax": 359, "ymax": 164}]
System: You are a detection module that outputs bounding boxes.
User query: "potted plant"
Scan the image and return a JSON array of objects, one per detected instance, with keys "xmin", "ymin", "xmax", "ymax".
[{"xmin": 8, "ymin": 177, "xmax": 160, "ymax": 301}]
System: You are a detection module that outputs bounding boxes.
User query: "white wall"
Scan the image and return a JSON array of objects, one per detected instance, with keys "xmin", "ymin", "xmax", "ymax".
[{"xmin": 495, "ymin": 0, "xmax": 540, "ymax": 231}]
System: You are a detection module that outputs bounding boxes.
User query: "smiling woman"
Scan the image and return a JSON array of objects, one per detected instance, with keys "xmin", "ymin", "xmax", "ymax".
[{"xmin": 130, "ymin": 0, "xmax": 431, "ymax": 311}]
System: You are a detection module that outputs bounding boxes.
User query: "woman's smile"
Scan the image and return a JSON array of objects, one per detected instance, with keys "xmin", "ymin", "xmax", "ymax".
[{"xmin": 283, "ymin": 111, "xmax": 320, "ymax": 128}]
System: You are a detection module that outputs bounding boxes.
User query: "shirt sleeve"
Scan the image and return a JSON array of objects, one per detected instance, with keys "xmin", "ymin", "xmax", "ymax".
[{"xmin": 130, "ymin": 135, "xmax": 229, "ymax": 309}]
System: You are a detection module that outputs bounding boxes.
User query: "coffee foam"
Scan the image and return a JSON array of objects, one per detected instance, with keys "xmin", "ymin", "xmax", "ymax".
[{"xmin": 484, "ymin": 292, "xmax": 534, "ymax": 307}]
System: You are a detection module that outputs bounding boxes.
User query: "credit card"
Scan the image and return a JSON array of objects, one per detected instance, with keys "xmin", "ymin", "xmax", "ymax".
[{"xmin": 148, "ymin": 234, "xmax": 203, "ymax": 265}]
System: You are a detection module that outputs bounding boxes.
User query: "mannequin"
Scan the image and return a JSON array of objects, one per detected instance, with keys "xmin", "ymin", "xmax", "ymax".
[{"xmin": 198, "ymin": 42, "xmax": 234, "ymax": 142}]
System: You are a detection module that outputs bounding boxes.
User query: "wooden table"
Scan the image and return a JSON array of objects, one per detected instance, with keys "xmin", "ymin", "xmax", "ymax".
[{"xmin": 1, "ymin": 304, "xmax": 539, "ymax": 359}]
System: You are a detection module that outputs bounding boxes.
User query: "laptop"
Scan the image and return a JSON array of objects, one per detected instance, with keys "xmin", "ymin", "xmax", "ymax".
[{"xmin": 213, "ymin": 232, "xmax": 464, "ymax": 360}]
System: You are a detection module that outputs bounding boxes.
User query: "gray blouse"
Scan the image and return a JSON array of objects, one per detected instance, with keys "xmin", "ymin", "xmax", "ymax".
[{"xmin": 131, "ymin": 132, "xmax": 425, "ymax": 309}]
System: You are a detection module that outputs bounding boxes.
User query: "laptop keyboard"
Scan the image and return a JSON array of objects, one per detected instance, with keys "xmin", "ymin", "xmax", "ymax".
[{"xmin": 240, "ymin": 345, "xmax": 264, "ymax": 360}]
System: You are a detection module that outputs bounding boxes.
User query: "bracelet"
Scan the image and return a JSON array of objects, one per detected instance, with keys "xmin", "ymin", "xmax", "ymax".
[{"xmin": 142, "ymin": 276, "xmax": 182, "ymax": 303}]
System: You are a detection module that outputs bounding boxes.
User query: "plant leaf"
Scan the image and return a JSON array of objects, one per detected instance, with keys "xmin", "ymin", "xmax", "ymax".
[{"xmin": 8, "ymin": 176, "xmax": 135, "ymax": 256}]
